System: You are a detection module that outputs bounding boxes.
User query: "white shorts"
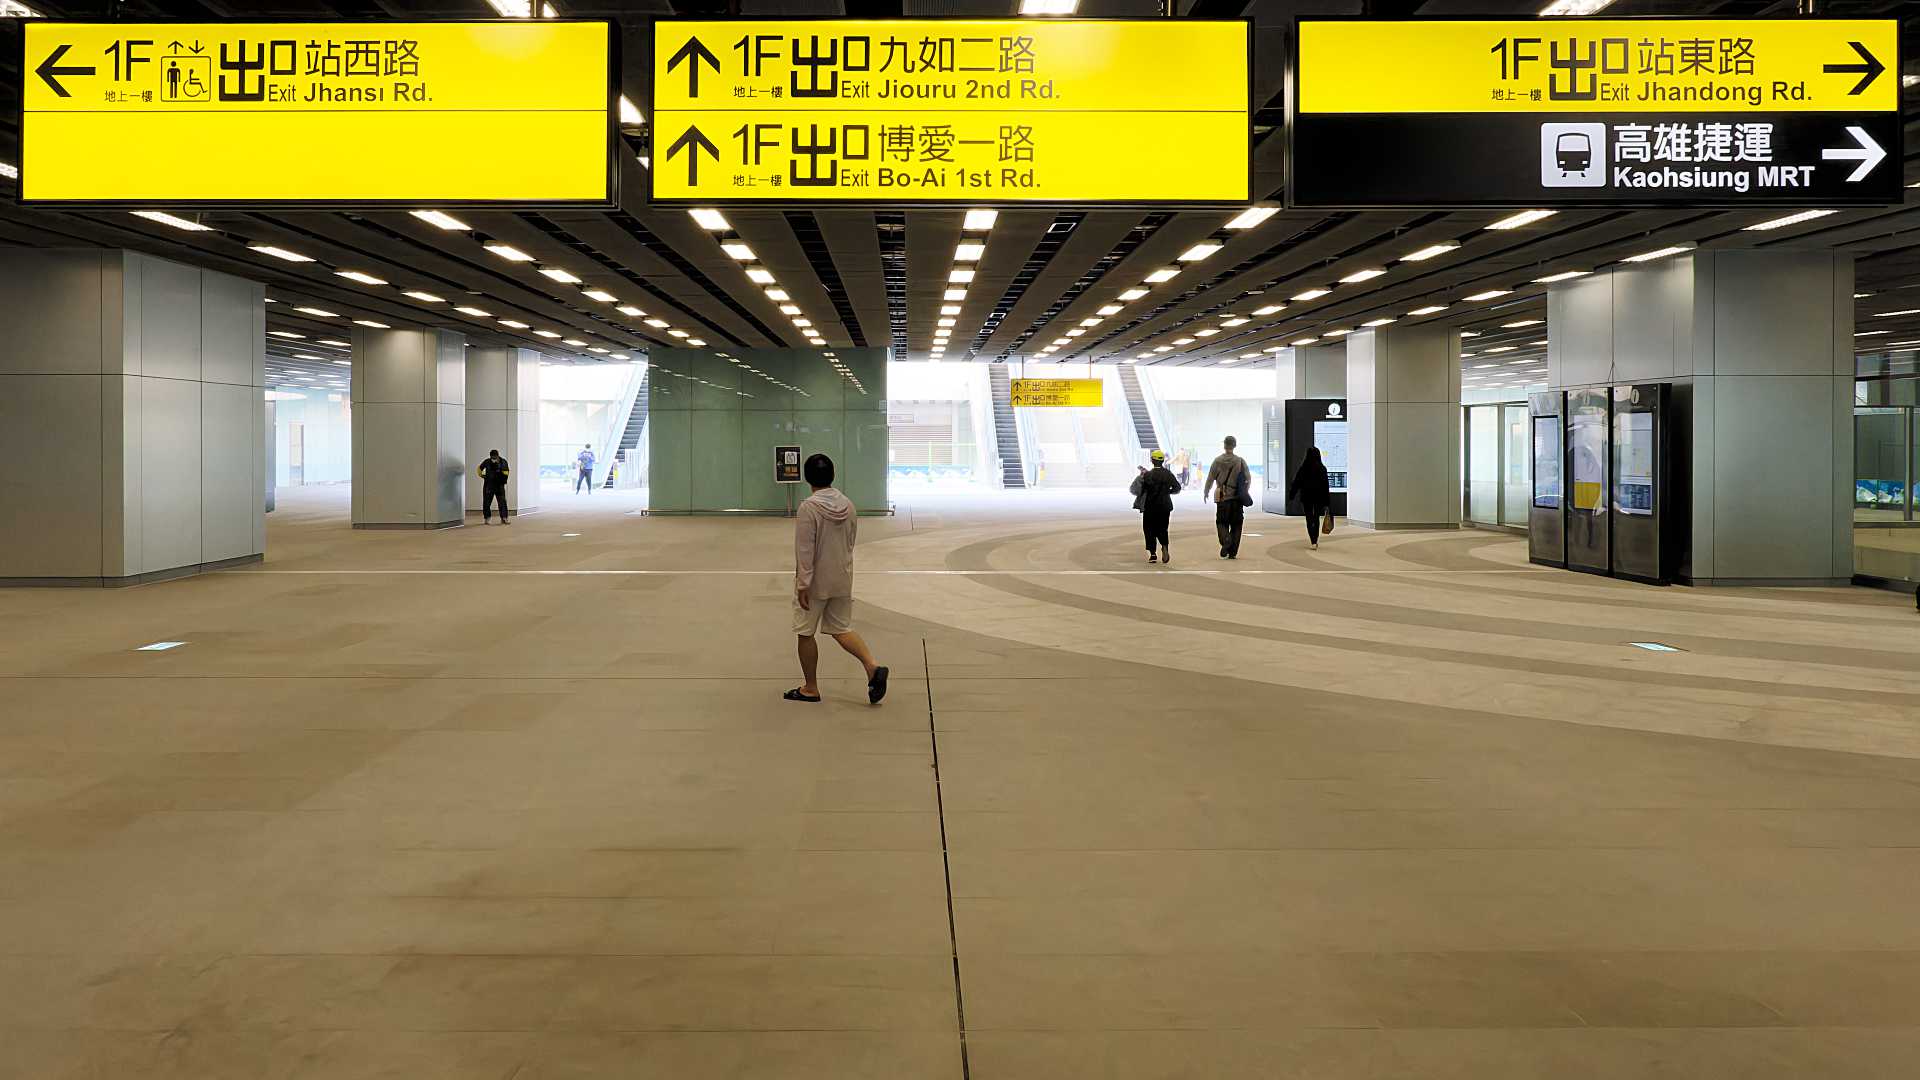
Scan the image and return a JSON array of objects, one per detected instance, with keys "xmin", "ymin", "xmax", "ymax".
[{"xmin": 792, "ymin": 595, "xmax": 854, "ymax": 637}]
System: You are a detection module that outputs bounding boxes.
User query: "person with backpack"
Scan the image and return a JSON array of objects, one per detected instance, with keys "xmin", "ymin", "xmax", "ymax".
[
  {"xmin": 1130, "ymin": 449, "xmax": 1182, "ymax": 564},
  {"xmin": 476, "ymin": 449, "xmax": 511, "ymax": 525},
  {"xmin": 1202, "ymin": 435, "xmax": 1252, "ymax": 559},
  {"xmin": 1287, "ymin": 446, "xmax": 1334, "ymax": 551},
  {"xmin": 574, "ymin": 444, "xmax": 596, "ymax": 494}
]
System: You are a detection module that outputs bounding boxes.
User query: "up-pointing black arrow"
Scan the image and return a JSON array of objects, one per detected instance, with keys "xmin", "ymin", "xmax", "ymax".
[
  {"xmin": 1823, "ymin": 41, "xmax": 1885, "ymax": 96},
  {"xmin": 35, "ymin": 43, "xmax": 96, "ymax": 99},
  {"xmin": 667, "ymin": 124, "xmax": 719, "ymax": 186},
  {"xmin": 668, "ymin": 36, "xmax": 721, "ymax": 98}
]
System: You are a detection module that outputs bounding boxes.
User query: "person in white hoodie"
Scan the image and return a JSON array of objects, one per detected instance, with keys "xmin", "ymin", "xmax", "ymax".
[{"xmin": 786, "ymin": 453, "xmax": 888, "ymax": 704}]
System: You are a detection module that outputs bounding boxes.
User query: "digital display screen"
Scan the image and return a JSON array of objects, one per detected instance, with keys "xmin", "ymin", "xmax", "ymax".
[
  {"xmin": 1569, "ymin": 407, "xmax": 1607, "ymax": 511},
  {"xmin": 1532, "ymin": 417, "xmax": 1560, "ymax": 508},
  {"xmin": 1614, "ymin": 410, "xmax": 1654, "ymax": 515},
  {"xmin": 1313, "ymin": 419, "xmax": 1349, "ymax": 493}
]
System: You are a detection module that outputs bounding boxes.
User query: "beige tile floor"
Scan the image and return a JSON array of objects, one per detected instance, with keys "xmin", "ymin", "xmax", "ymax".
[{"xmin": 3, "ymin": 486, "xmax": 1919, "ymax": 1077}]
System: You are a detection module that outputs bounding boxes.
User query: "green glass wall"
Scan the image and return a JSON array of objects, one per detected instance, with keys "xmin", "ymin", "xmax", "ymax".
[{"xmin": 647, "ymin": 347, "xmax": 889, "ymax": 512}]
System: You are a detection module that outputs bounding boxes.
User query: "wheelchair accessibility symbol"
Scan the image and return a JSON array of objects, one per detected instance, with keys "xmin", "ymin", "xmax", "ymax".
[
  {"xmin": 1539, "ymin": 122, "xmax": 1606, "ymax": 188},
  {"xmin": 161, "ymin": 55, "xmax": 211, "ymax": 101}
]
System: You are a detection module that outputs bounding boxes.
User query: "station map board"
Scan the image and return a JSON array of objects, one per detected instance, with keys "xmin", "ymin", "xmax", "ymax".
[
  {"xmin": 19, "ymin": 21, "xmax": 616, "ymax": 206},
  {"xmin": 1290, "ymin": 19, "xmax": 1901, "ymax": 207},
  {"xmin": 1010, "ymin": 379, "xmax": 1103, "ymax": 408},
  {"xmin": 649, "ymin": 19, "xmax": 1250, "ymax": 205}
]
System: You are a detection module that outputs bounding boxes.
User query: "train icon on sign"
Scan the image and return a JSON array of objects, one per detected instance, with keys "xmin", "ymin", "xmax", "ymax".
[{"xmin": 1539, "ymin": 123, "xmax": 1606, "ymax": 188}]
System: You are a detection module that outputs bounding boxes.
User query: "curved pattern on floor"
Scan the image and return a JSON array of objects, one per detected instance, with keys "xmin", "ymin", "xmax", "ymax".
[{"xmin": 859, "ymin": 519, "xmax": 1920, "ymax": 761}]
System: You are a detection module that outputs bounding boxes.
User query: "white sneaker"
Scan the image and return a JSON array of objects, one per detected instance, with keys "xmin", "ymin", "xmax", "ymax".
[{"xmin": 1310, "ymin": 543, "xmax": 1318, "ymax": 550}]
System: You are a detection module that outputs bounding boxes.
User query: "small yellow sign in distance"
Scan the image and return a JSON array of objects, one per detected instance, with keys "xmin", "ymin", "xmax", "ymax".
[
  {"xmin": 650, "ymin": 18, "xmax": 1248, "ymax": 204},
  {"xmin": 1298, "ymin": 20, "xmax": 1900, "ymax": 115},
  {"xmin": 1010, "ymin": 378, "xmax": 1103, "ymax": 408},
  {"xmin": 21, "ymin": 21, "xmax": 613, "ymax": 205}
]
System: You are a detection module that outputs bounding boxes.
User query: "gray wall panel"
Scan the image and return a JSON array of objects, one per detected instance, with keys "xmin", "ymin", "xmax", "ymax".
[
  {"xmin": 0, "ymin": 249, "xmax": 109, "ymax": 376},
  {"xmin": 0, "ymin": 375, "xmax": 105, "ymax": 576},
  {"xmin": 1710, "ymin": 376, "xmax": 1837, "ymax": 579},
  {"xmin": 137, "ymin": 254, "xmax": 203, "ymax": 384},
  {"xmin": 433, "ymin": 402, "xmax": 466, "ymax": 524},
  {"xmin": 353, "ymin": 402, "xmax": 429, "ymax": 523},
  {"xmin": 1709, "ymin": 251, "xmax": 1836, "ymax": 377},
  {"xmin": 199, "ymin": 269, "xmax": 257, "ymax": 388},
  {"xmin": 200, "ymin": 382, "xmax": 257, "ymax": 564},
  {"xmin": 138, "ymin": 376, "xmax": 202, "ymax": 574},
  {"xmin": 1610, "ymin": 257, "xmax": 1689, "ymax": 383}
]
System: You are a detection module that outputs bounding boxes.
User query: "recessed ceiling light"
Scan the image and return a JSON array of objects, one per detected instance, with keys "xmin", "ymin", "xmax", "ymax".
[
  {"xmin": 453, "ymin": 306, "xmax": 491, "ymax": 317},
  {"xmin": 1290, "ymin": 336, "xmax": 1319, "ymax": 345},
  {"xmin": 565, "ymin": 337, "xmax": 590, "ymax": 345},
  {"xmin": 534, "ymin": 330, "xmax": 562, "ymax": 338},
  {"xmin": 1502, "ymin": 319, "xmax": 1543, "ymax": 328},
  {"xmin": 1362, "ymin": 318, "xmax": 1395, "ymax": 327},
  {"xmin": 1460, "ymin": 330, "xmax": 1480, "ymax": 337},
  {"xmin": 498, "ymin": 319, "xmax": 531, "ymax": 329},
  {"xmin": 943, "ymin": 288, "xmax": 967, "ymax": 302},
  {"xmin": 1400, "ymin": 242, "xmax": 1460, "ymax": 262},
  {"xmin": 1485, "ymin": 210, "xmax": 1556, "ymax": 230},
  {"xmin": 1154, "ymin": 345, "xmax": 1174, "ymax": 352},
  {"xmin": 1172, "ymin": 337, "xmax": 1195, "ymax": 346},
  {"xmin": 1079, "ymin": 317, "xmax": 1102, "ymax": 327},
  {"xmin": 746, "ymin": 268, "xmax": 776, "ymax": 284},
  {"xmin": 1220, "ymin": 317, "xmax": 1249, "ymax": 327},
  {"xmin": 954, "ymin": 242, "xmax": 986, "ymax": 261},
  {"xmin": 942, "ymin": 305, "xmax": 963, "ymax": 316},
  {"xmin": 131, "ymin": 210, "xmax": 212, "ymax": 232},
  {"xmin": 779, "ymin": 304, "xmax": 803, "ymax": 316},
  {"xmin": 1119, "ymin": 288, "xmax": 1149, "ymax": 301},
  {"xmin": 1291, "ymin": 288, "xmax": 1331, "ymax": 301},
  {"xmin": 646, "ymin": 318, "xmax": 670, "ymax": 328},
  {"xmin": 794, "ymin": 318, "xmax": 814, "ymax": 328},
  {"xmin": 616, "ymin": 305, "xmax": 644, "ymax": 318},
  {"xmin": 963, "ymin": 208, "xmax": 998, "ymax": 231},
  {"xmin": 1225, "ymin": 206, "xmax": 1278, "ymax": 230},
  {"xmin": 1065, "ymin": 328, "xmax": 1084, "ymax": 337},
  {"xmin": 1533, "ymin": 270, "xmax": 1589, "ymax": 283},
  {"xmin": 1408, "ymin": 305, "xmax": 1449, "ymax": 315},
  {"xmin": 1051, "ymin": 337, "xmax": 1072, "ymax": 346},
  {"xmin": 410, "ymin": 210, "xmax": 469, "ymax": 231},
  {"xmin": 1143, "ymin": 268, "xmax": 1179, "ymax": 283},
  {"xmin": 1096, "ymin": 304, "xmax": 1123, "ymax": 316},
  {"xmin": 1621, "ymin": 245, "xmax": 1693, "ymax": 263},
  {"xmin": 333, "ymin": 270, "xmax": 388, "ymax": 286},
  {"xmin": 248, "ymin": 244, "xmax": 313, "ymax": 263},
  {"xmin": 268, "ymin": 330, "xmax": 304, "ymax": 340},
  {"xmin": 484, "ymin": 242, "xmax": 533, "ymax": 262},
  {"xmin": 1463, "ymin": 289, "xmax": 1511, "ymax": 301},
  {"xmin": 763, "ymin": 288, "xmax": 790, "ymax": 303},
  {"xmin": 937, "ymin": 317, "xmax": 957, "ymax": 328},
  {"xmin": 1486, "ymin": 345, "xmax": 1517, "ymax": 353},
  {"xmin": 1871, "ymin": 308, "xmax": 1920, "ymax": 318},
  {"xmin": 1339, "ymin": 268, "xmax": 1386, "ymax": 283},
  {"xmin": 1237, "ymin": 352, "xmax": 1263, "ymax": 361},
  {"xmin": 537, "ymin": 267, "xmax": 582, "ymax": 284},
  {"xmin": 352, "ymin": 319, "xmax": 389, "ymax": 329},
  {"xmin": 1178, "ymin": 243, "xmax": 1222, "ymax": 262},
  {"xmin": 1323, "ymin": 328, "xmax": 1353, "ymax": 337},
  {"xmin": 401, "ymin": 291, "xmax": 444, "ymax": 303},
  {"xmin": 317, "ymin": 339, "xmax": 349, "ymax": 347},
  {"xmin": 331, "ymin": 359, "xmax": 351, "ymax": 366},
  {"xmin": 579, "ymin": 289, "xmax": 615, "ymax": 303},
  {"xmin": 1745, "ymin": 209, "xmax": 1837, "ymax": 232},
  {"xmin": 721, "ymin": 242, "xmax": 755, "ymax": 261},
  {"xmin": 1194, "ymin": 328, "xmax": 1220, "ymax": 337},
  {"xmin": 949, "ymin": 268, "xmax": 976, "ymax": 283},
  {"xmin": 689, "ymin": 208, "xmax": 730, "ymax": 230},
  {"xmin": 1252, "ymin": 304, "xmax": 1285, "ymax": 316},
  {"xmin": 292, "ymin": 306, "xmax": 338, "ymax": 318}
]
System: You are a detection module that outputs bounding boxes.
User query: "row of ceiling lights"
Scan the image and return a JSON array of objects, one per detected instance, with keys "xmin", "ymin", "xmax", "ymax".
[
  {"xmin": 930, "ymin": 209, "xmax": 997, "ymax": 362},
  {"xmin": 688, "ymin": 208, "xmax": 832, "ymax": 349}
]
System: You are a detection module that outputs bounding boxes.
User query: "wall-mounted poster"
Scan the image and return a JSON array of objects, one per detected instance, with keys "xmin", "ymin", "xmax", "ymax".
[
  {"xmin": 1532, "ymin": 416, "xmax": 1561, "ymax": 509},
  {"xmin": 1615, "ymin": 411, "xmax": 1655, "ymax": 515},
  {"xmin": 1569, "ymin": 407, "xmax": 1607, "ymax": 511},
  {"xmin": 1313, "ymin": 418, "xmax": 1349, "ymax": 493}
]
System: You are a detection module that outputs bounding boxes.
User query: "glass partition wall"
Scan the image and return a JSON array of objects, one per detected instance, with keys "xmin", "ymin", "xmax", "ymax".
[
  {"xmin": 1462, "ymin": 402, "xmax": 1532, "ymax": 531},
  {"xmin": 1851, "ymin": 403, "xmax": 1919, "ymax": 586}
]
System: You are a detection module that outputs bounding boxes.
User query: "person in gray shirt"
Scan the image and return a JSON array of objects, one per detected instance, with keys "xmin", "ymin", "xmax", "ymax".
[
  {"xmin": 1202, "ymin": 435, "xmax": 1251, "ymax": 559},
  {"xmin": 785, "ymin": 453, "xmax": 888, "ymax": 705}
]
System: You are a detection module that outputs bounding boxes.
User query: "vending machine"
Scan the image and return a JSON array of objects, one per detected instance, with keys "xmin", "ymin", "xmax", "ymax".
[
  {"xmin": 1564, "ymin": 387, "xmax": 1611, "ymax": 575},
  {"xmin": 1609, "ymin": 382, "xmax": 1681, "ymax": 584},
  {"xmin": 1527, "ymin": 391, "xmax": 1564, "ymax": 567}
]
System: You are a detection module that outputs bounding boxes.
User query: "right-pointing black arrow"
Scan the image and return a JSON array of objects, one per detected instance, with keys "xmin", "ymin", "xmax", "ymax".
[
  {"xmin": 35, "ymin": 43, "xmax": 96, "ymax": 99},
  {"xmin": 667, "ymin": 36, "xmax": 721, "ymax": 98},
  {"xmin": 667, "ymin": 124, "xmax": 720, "ymax": 186},
  {"xmin": 1822, "ymin": 40, "xmax": 1885, "ymax": 96}
]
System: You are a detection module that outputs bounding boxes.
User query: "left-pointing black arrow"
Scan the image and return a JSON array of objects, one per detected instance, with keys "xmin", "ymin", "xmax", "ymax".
[
  {"xmin": 667, "ymin": 125, "xmax": 720, "ymax": 187},
  {"xmin": 36, "ymin": 44, "xmax": 96, "ymax": 98},
  {"xmin": 1822, "ymin": 40, "xmax": 1885, "ymax": 96}
]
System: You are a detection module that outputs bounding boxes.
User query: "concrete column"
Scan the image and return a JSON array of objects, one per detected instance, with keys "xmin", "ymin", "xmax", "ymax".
[
  {"xmin": 465, "ymin": 347, "xmax": 541, "ymax": 516},
  {"xmin": 1548, "ymin": 249, "xmax": 1852, "ymax": 585},
  {"xmin": 1345, "ymin": 322, "xmax": 1462, "ymax": 530},
  {"xmin": 351, "ymin": 324, "xmax": 465, "ymax": 529},
  {"xmin": 1289, "ymin": 342, "xmax": 1346, "ymax": 398},
  {"xmin": 0, "ymin": 249, "xmax": 265, "ymax": 585}
]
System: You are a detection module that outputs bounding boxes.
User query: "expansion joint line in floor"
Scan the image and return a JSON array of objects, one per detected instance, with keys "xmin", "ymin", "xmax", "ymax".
[{"xmin": 923, "ymin": 637, "xmax": 971, "ymax": 1080}]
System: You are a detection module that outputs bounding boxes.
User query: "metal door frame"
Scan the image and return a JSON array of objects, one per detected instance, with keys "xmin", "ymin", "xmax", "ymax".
[
  {"xmin": 1462, "ymin": 401, "xmax": 1526, "ymax": 533},
  {"xmin": 1852, "ymin": 405, "xmax": 1916, "ymax": 525}
]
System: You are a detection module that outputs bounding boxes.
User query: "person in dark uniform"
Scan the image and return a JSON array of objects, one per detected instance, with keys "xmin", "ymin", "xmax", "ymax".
[
  {"xmin": 1131, "ymin": 449, "xmax": 1182, "ymax": 564},
  {"xmin": 1287, "ymin": 446, "xmax": 1333, "ymax": 551},
  {"xmin": 477, "ymin": 449, "xmax": 511, "ymax": 525}
]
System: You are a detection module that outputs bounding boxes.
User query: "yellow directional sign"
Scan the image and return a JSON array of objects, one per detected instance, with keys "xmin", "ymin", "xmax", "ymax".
[
  {"xmin": 1298, "ymin": 20, "xmax": 1899, "ymax": 114},
  {"xmin": 1010, "ymin": 379, "xmax": 1103, "ymax": 408},
  {"xmin": 21, "ymin": 21, "xmax": 614, "ymax": 206},
  {"xmin": 650, "ymin": 19, "xmax": 1248, "ymax": 205}
]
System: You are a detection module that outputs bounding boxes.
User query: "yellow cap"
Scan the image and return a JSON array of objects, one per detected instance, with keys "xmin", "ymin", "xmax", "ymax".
[{"xmin": 1150, "ymin": 449, "xmax": 1165, "ymax": 462}]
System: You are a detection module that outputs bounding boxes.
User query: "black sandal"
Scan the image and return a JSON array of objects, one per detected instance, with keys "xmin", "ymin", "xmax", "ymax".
[
  {"xmin": 867, "ymin": 666, "xmax": 890, "ymax": 705},
  {"xmin": 782, "ymin": 688, "xmax": 822, "ymax": 702}
]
